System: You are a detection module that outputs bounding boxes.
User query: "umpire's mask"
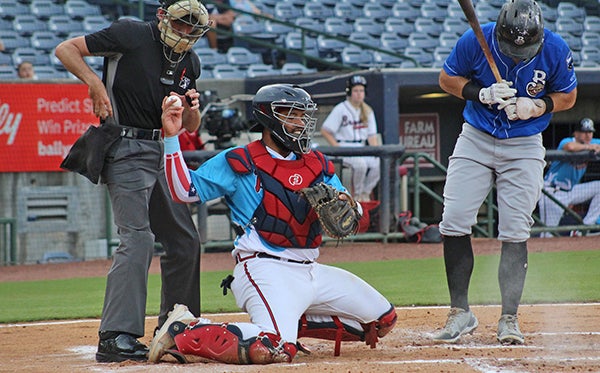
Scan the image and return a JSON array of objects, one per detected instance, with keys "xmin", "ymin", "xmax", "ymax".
[{"xmin": 158, "ymin": 0, "xmax": 210, "ymax": 62}]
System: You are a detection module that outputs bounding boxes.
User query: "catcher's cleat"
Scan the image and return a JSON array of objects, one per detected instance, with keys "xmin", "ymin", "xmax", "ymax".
[
  {"xmin": 148, "ymin": 304, "xmax": 196, "ymax": 363},
  {"xmin": 432, "ymin": 307, "xmax": 478, "ymax": 343},
  {"xmin": 497, "ymin": 314, "xmax": 524, "ymax": 345}
]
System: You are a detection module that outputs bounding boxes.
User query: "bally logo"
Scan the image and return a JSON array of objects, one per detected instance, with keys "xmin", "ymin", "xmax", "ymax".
[{"xmin": 0, "ymin": 103, "xmax": 21, "ymax": 145}]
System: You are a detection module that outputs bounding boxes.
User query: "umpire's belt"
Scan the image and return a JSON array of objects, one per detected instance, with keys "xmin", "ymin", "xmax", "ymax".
[
  {"xmin": 236, "ymin": 252, "xmax": 313, "ymax": 265},
  {"xmin": 115, "ymin": 125, "xmax": 162, "ymax": 141}
]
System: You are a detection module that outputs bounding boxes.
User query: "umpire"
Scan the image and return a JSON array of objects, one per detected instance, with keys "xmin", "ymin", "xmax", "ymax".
[
  {"xmin": 433, "ymin": 0, "xmax": 577, "ymax": 345},
  {"xmin": 55, "ymin": 0, "xmax": 210, "ymax": 363}
]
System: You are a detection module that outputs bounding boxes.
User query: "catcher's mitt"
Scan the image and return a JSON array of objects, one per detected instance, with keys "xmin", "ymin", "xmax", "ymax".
[{"xmin": 299, "ymin": 182, "xmax": 361, "ymax": 239}]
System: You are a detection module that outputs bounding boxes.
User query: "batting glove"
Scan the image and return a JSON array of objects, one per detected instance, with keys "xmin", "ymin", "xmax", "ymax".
[
  {"xmin": 479, "ymin": 81, "xmax": 517, "ymax": 106},
  {"xmin": 510, "ymin": 97, "xmax": 546, "ymax": 120}
]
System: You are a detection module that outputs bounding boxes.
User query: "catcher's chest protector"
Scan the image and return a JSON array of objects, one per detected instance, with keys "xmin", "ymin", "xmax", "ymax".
[{"xmin": 226, "ymin": 141, "xmax": 334, "ymax": 248}]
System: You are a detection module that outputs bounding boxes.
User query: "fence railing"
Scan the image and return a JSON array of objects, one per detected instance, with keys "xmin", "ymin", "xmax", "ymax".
[{"xmin": 0, "ymin": 217, "xmax": 17, "ymax": 265}]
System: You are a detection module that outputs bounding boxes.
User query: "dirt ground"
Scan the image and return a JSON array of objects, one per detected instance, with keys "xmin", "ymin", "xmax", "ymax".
[{"xmin": 1, "ymin": 236, "xmax": 599, "ymax": 372}]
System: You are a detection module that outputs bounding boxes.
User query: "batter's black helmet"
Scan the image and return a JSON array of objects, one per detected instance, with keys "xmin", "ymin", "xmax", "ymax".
[
  {"xmin": 252, "ymin": 84, "xmax": 317, "ymax": 154},
  {"xmin": 345, "ymin": 75, "xmax": 367, "ymax": 96},
  {"xmin": 496, "ymin": 0, "xmax": 544, "ymax": 60}
]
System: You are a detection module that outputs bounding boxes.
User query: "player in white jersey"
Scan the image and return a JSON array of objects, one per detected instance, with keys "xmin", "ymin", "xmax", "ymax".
[
  {"xmin": 538, "ymin": 118, "xmax": 600, "ymax": 232},
  {"xmin": 321, "ymin": 75, "xmax": 380, "ymax": 202}
]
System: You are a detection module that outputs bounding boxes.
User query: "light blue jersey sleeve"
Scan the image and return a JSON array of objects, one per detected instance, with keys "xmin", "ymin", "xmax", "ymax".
[{"xmin": 544, "ymin": 138, "xmax": 600, "ymax": 190}]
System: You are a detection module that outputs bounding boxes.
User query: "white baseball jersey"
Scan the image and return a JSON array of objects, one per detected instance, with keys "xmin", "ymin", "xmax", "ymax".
[{"xmin": 321, "ymin": 100, "xmax": 377, "ymax": 146}]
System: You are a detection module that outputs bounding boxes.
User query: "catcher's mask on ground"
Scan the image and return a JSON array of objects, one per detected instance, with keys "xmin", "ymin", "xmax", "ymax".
[
  {"xmin": 252, "ymin": 84, "xmax": 317, "ymax": 154},
  {"xmin": 157, "ymin": 0, "xmax": 210, "ymax": 62},
  {"xmin": 496, "ymin": 0, "xmax": 544, "ymax": 61}
]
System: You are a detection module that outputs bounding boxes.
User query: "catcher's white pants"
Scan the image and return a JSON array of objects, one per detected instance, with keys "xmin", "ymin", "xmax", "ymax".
[
  {"xmin": 342, "ymin": 155, "xmax": 380, "ymax": 198},
  {"xmin": 538, "ymin": 180, "xmax": 600, "ymax": 227}
]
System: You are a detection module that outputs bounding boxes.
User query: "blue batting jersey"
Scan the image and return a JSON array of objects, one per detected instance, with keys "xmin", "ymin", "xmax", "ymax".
[
  {"xmin": 544, "ymin": 137, "xmax": 600, "ymax": 190},
  {"xmin": 443, "ymin": 23, "xmax": 577, "ymax": 139}
]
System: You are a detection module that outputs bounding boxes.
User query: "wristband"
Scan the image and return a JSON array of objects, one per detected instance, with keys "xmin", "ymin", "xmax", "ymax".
[
  {"xmin": 541, "ymin": 95, "xmax": 554, "ymax": 114},
  {"xmin": 461, "ymin": 81, "xmax": 483, "ymax": 102}
]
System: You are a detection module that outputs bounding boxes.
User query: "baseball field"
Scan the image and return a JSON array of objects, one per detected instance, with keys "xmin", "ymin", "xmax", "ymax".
[{"xmin": 1, "ymin": 236, "xmax": 599, "ymax": 372}]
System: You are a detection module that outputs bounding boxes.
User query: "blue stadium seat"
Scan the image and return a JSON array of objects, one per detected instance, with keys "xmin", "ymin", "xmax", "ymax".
[
  {"xmin": 340, "ymin": 46, "xmax": 373, "ymax": 68},
  {"xmin": 0, "ymin": 65, "xmax": 18, "ymax": 80},
  {"xmin": 11, "ymin": 47, "xmax": 51, "ymax": 67},
  {"xmin": 194, "ymin": 48, "xmax": 228, "ymax": 69},
  {"xmin": 295, "ymin": 17, "xmax": 325, "ymax": 34},
  {"xmin": 0, "ymin": 30, "xmax": 30, "ymax": 51},
  {"xmin": 446, "ymin": 2, "xmax": 467, "ymax": 21},
  {"xmin": 557, "ymin": 2, "xmax": 586, "ymax": 23},
  {"xmin": 581, "ymin": 31, "xmax": 600, "ymax": 49},
  {"xmin": 64, "ymin": 0, "xmax": 102, "ymax": 20},
  {"xmin": 246, "ymin": 63, "xmax": 279, "ymax": 78},
  {"xmin": 584, "ymin": 16, "xmax": 600, "ymax": 33},
  {"xmin": 232, "ymin": 14, "xmax": 265, "ymax": 35},
  {"xmin": 371, "ymin": 50, "xmax": 404, "ymax": 67},
  {"xmin": 226, "ymin": 47, "xmax": 262, "ymax": 68},
  {"xmin": 362, "ymin": 3, "xmax": 389, "ymax": 22},
  {"xmin": 324, "ymin": 18, "xmax": 353, "ymax": 37},
  {"xmin": 85, "ymin": 55, "xmax": 104, "ymax": 69},
  {"xmin": 0, "ymin": 53, "xmax": 12, "ymax": 66},
  {"xmin": 555, "ymin": 17, "xmax": 585, "ymax": 37},
  {"xmin": 438, "ymin": 31, "xmax": 460, "ymax": 49},
  {"xmin": 408, "ymin": 32, "xmax": 439, "ymax": 53},
  {"xmin": 353, "ymin": 18, "xmax": 384, "ymax": 37},
  {"xmin": 303, "ymin": 2, "xmax": 334, "ymax": 21},
  {"xmin": 379, "ymin": 32, "xmax": 408, "ymax": 52},
  {"xmin": 369, "ymin": 0, "xmax": 396, "ymax": 8},
  {"xmin": 30, "ymin": 0, "xmax": 64, "ymax": 20},
  {"xmin": 284, "ymin": 32, "xmax": 319, "ymax": 64},
  {"xmin": 539, "ymin": 3, "xmax": 558, "ymax": 23},
  {"xmin": 212, "ymin": 64, "xmax": 246, "ymax": 79},
  {"xmin": 391, "ymin": 2, "xmax": 420, "ymax": 22},
  {"xmin": 433, "ymin": 46, "xmax": 452, "ymax": 63},
  {"xmin": 414, "ymin": 18, "xmax": 443, "ymax": 37},
  {"xmin": 199, "ymin": 68, "xmax": 213, "ymax": 80},
  {"xmin": 13, "ymin": 15, "xmax": 47, "ymax": 36},
  {"xmin": 0, "ymin": 1, "xmax": 30, "ymax": 20},
  {"xmin": 558, "ymin": 31, "xmax": 583, "ymax": 52},
  {"xmin": 333, "ymin": 3, "xmax": 362, "ymax": 21},
  {"xmin": 443, "ymin": 18, "xmax": 469, "ymax": 36},
  {"xmin": 475, "ymin": 2, "xmax": 499, "ymax": 24},
  {"xmin": 420, "ymin": 3, "xmax": 447, "ymax": 23},
  {"xmin": 580, "ymin": 46, "xmax": 600, "ymax": 64},
  {"xmin": 35, "ymin": 65, "xmax": 68, "ymax": 80},
  {"xmin": 317, "ymin": 35, "xmax": 348, "ymax": 60},
  {"xmin": 48, "ymin": 15, "xmax": 84, "ymax": 37},
  {"xmin": 349, "ymin": 32, "xmax": 380, "ymax": 49},
  {"xmin": 82, "ymin": 15, "xmax": 111, "ymax": 33},
  {"xmin": 571, "ymin": 50, "xmax": 581, "ymax": 66},
  {"xmin": 579, "ymin": 60, "xmax": 599, "ymax": 67},
  {"xmin": 273, "ymin": 2, "xmax": 303, "ymax": 21},
  {"xmin": 30, "ymin": 31, "xmax": 62, "ymax": 52},
  {"xmin": 280, "ymin": 62, "xmax": 317, "ymax": 75},
  {"xmin": 265, "ymin": 19, "xmax": 294, "ymax": 35},
  {"xmin": 403, "ymin": 46, "xmax": 433, "ymax": 67},
  {"xmin": 384, "ymin": 17, "xmax": 414, "ymax": 37},
  {"xmin": 343, "ymin": 0, "xmax": 369, "ymax": 8}
]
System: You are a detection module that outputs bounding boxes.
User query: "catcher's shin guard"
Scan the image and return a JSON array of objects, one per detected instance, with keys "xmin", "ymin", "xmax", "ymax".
[
  {"xmin": 362, "ymin": 305, "xmax": 398, "ymax": 348},
  {"xmin": 297, "ymin": 315, "xmax": 364, "ymax": 356},
  {"xmin": 173, "ymin": 323, "xmax": 297, "ymax": 364}
]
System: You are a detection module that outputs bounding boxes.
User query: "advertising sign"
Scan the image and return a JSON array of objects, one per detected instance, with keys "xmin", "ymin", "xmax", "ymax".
[{"xmin": 398, "ymin": 113, "xmax": 441, "ymax": 168}]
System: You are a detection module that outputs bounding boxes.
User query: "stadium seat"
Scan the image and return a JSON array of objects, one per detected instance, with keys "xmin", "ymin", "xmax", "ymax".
[
  {"xmin": 539, "ymin": 3, "xmax": 558, "ymax": 23},
  {"xmin": 403, "ymin": 46, "xmax": 433, "ymax": 67},
  {"xmin": 0, "ymin": 1, "xmax": 30, "ymax": 20},
  {"xmin": 584, "ymin": 16, "xmax": 600, "ymax": 33},
  {"xmin": 408, "ymin": 32, "xmax": 439, "ymax": 53},
  {"xmin": 399, "ymin": 59, "xmax": 418, "ymax": 68},
  {"xmin": 246, "ymin": 63, "xmax": 279, "ymax": 78},
  {"xmin": 581, "ymin": 31, "xmax": 600, "ymax": 49},
  {"xmin": 212, "ymin": 64, "xmax": 246, "ymax": 79},
  {"xmin": 362, "ymin": 3, "xmax": 389, "ymax": 22},
  {"xmin": 280, "ymin": 62, "xmax": 317, "ymax": 75},
  {"xmin": 0, "ymin": 65, "xmax": 18, "ymax": 80},
  {"xmin": 442, "ymin": 18, "xmax": 469, "ymax": 36},
  {"xmin": 353, "ymin": 18, "xmax": 384, "ymax": 37},
  {"xmin": 438, "ymin": 31, "xmax": 460, "ymax": 49},
  {"xmin": 446, "ymin": 2, "xmax": 467, "ymax": 21},
  {"xmin": 578, "ymin": 60, "xmax": 599, "ymax": 67},
  {"xmin": 370, "ymin": 0, "xmax": 396, "ymax": 8},
  {"xmin": 64, "ymin": 0, "xmax": 102, "ymax": 20},
  {"xmin": 194, "ymin": 48, "xmax": 228, "ymax": 69},
  {"xmin": 344, "ymin": 0, "xmax": 369, "ymax": 7},
  {"xmin": 571, "ymin": 50, "xmax": 581, "ymax": 66},
  {"xmin": 85, "ymin": 55, "xmax": 104, "ymax": 69},
  {"xmin": 384, "ymin": 17, "xmax": 414, "ymax": 37},
  {"xmin": 317, "ymin": 35, "xmax": 348, "ymax": 60},
  {"xmin": 371, "ymin": 50, "xmax": 404, "ymax": 67},
  {"xmin": 558, "ymin": 32, "xmax": 583, "ymax": 51},
  {"xmin": 232, "ymin": 14, "xmax": 265, "ymax": 35},
  {"xmin": 226, "ymin": 47, "xmax": 262, "ymax": 68},
  {"xmin": 48, "ymin": 15, "xmax": 84, "ymax": 37},
  {"xmin": 303, "ymin": 2, "xmax": 334, "ymax": 21},
  {"xmin": 273, "ymin": 2, "xmax": 303, "ymax": 21},
  {"xmin": 340, "ymin": 46, "xmax": 373, "ymax": 68},
  {"xmin": 0, "ymin": 30, "xmax": 30, "ymax": 51},
  {"xmin": 284, "ymin": 32, "xmax": 319, "ymax": 64},
  {"xmin": 265, "ymin": 19, "xmax": 294, "ymax": 35},
  {"xmin": 349, "ymin": 32, "xmax": 380, "ymax": 49},
  {"xmin": 555, "ymin": 17, "xmax": 585, "ymax": 37},
  {"xmin": 475, "ymin": 2, "xmax": 499, "ymax": 24},
  {"xmin": 580, "ymin": 46, "xmax": 600, "ymax": 64},
  {"xmin": 420, "ymin": 3, "xmax": 447, "ymax": 23},
  {"xmin": 82, "ymin": 15, "xmax": 111, "ymax": 33},
  {"xmin": 295, "ymin": 17, "xmax": 325, "ymax": 34},
  {"xmin": 11, "ymin": 47, "xmax": 51, "ymax": 67},
  {"xmin": 29, "ymin": 0, "xmax": 64, "ymax": 20},
  {"xmin": 333, "ymin": 3, "xmax": 362, "ymax": 21},
  {"xmin": 199, "ymin": 68, "xmax": 213, "ymax": 80},
  {"xmin": 557, "ymin": 2, "xmax": 586, "ymax": 23},
  {"xmin": 13, "ymin": 15, "xmax": 47, "ymax": 36},
  {"xmin": 414, "ymin": 18, "xmax": 443, "ymax": 37},
  {"xmin": 391, "ymin": 2, "xmax": 420, "ymax": 22},
  {"xmin": 324, "ymin": 18, "xmax": 353, "ymax": 37},
  {"xmin": 380, "ymin": 32, "xmax": 408, "ymax": 52},
  {"xmin": 433, "ymin": 46, "xmax": 452, "ymax": 63},
  {"xmin": 35, "ymin": 65, "xmax": 68, "ymax": 80},
  {"xmin": 0, "ymin": 53, "xmax": 12, "ymax": 66},
  {"xmin": 29, "ymin": 31, "xmax": 62, "ymax": 52}
]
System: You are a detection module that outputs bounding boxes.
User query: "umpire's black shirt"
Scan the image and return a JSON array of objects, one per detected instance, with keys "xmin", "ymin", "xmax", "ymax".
[{"xmin": 85, "ymin": 19, "xmax": 201, "ymax": 130}]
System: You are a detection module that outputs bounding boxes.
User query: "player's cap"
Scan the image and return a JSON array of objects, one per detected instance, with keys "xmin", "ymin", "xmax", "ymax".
[
  {"xmin": 346, "ymin": 75, "xmax": 367, "ymax": 96},
  {"xmin": 496, "ymin": 0, "xmax": 544, "ymax": 61},
  {"xmin": 575, "ymin": 118, "xmax": 595, "ymax": 132}
]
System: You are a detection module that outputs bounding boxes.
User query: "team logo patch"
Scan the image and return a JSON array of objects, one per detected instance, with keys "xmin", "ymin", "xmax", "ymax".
[
  {"xmin": 179, "ymin": 75, "xmax": 191, "ymax": 90},
  {"xmin": 289, "ymin": 173, "xmax": 303, "ymax": 186},
  {"xmin": 526, "ymin": 81, "xmax": 544, "ymax": 96},
  {"xmin": 514, "ymin": 36, "xmax": 525, "ymax": 46}
]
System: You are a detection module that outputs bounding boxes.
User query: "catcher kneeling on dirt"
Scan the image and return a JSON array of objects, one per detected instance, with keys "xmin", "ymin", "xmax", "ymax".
[{"xmin": 151, "ymin": 83, "xmax": 397, "ymax": 364}]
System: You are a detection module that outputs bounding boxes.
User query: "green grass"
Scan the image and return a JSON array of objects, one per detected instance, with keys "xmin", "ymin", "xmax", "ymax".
[{"xmin": 0, "ymin": 250, "xmax": 598, "ymax": 323}]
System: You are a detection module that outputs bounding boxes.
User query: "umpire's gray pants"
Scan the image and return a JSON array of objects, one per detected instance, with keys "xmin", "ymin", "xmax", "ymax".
[
  {"xmin": 439, "ymin": 123, "xmax": 545, "ymax": 242},
  {"xmin": 99, "ymin": 138, "xmax": 201, "ymax": 337}
]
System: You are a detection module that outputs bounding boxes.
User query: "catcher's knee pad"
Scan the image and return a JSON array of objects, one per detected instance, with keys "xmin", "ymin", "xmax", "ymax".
[
  {"xmin": 173, "ymin": 324, "xmax": 296, "ymax": 365},
  {"xmin": 297, "ymin": 315, "xmax": 364, "ymax": 356}
]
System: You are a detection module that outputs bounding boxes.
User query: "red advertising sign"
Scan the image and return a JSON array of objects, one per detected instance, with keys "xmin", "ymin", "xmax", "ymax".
[
  {"xmin": 398, "ymin": 113, "xmax": 441, "ymax": 168},
  {"xmin": 0, "ymin": 83, "xmax": 98, "ymax": 172}
]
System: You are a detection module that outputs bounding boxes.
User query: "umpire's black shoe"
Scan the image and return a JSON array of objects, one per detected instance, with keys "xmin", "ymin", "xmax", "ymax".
[{"xmin": 96, "ymin": 333, "xmax": 149, "ymax": 363}]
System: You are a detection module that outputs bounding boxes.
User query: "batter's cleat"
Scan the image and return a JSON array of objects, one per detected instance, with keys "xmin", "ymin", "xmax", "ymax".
[
  {"xmin": 497, "ymin": 314, "xmax": 524, "ymax": 345},
  {"xmin": 148, "ymin": 304, "xmax": 196, "ymax": 363},
  {"xmin": 432, "ymin": 307, "xmax": 478, "ymax": 343}
]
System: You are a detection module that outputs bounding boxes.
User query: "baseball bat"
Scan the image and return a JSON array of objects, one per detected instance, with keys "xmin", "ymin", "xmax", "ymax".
[{"xmin": 458, "ymin": 0, "xmax": 503, "ymax": 83}]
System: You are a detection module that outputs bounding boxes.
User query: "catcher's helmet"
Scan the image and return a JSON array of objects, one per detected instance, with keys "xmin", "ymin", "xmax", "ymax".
[
  {"xmin": 496, "ymin": 0, "xmax": 544, "ymax": 61},
  {"xmin": 252, "ymin": 84, "xmax": 317, "ymax": 155},
  {"xmin": 345, "ymin": 75, "xmax": 367, "ymax": 96},
  {"xmin": 157, "ymin": 0, "xmax": 210, "ymax": 62}
]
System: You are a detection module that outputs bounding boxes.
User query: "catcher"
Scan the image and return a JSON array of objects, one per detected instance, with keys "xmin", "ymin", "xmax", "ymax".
[{"xmin": 150, "ymin": 83, "xmax": 397, "ymax": 364}]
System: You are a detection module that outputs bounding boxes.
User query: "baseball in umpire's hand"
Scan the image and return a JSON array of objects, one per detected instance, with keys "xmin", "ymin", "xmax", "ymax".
[{"xmin": 161, "ymin": 95, "xmax": 184, "ymax": 137}]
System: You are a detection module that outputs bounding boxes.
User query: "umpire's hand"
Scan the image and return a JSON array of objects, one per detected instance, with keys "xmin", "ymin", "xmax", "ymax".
[{"xmin": 161, "ymin": 95, "xmax": 184, "ymax": 137}]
